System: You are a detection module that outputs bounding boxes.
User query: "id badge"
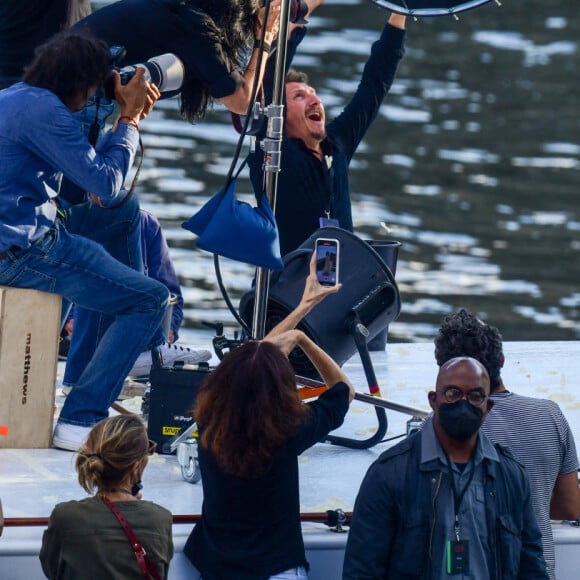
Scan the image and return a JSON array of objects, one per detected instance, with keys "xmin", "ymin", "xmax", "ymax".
[
  {"xmin": 446, "ymin": 540, "xmax": 469, "ymax": 574},
  {"xmin": 319, "ymin": 216, "xmax": 339, "ymax": 228}
]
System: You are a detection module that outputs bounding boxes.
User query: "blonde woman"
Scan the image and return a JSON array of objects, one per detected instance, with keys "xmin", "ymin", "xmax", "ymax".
[{"xmin": 40, "ymin": 415, "xmax": 173, "ymax": 579}]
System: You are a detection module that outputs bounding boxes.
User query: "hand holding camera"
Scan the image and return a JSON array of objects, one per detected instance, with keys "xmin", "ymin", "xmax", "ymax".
[
  {"xmin": 140, "ymin": 81, "xmax": 161, "ymax": 120},
  {"xmin": 104, "ymin": 47, "xmax": 185, "ymax": 104},
  {"xmin": 113, "ymin": 67, "xmax": 160, "ymax": 126}
]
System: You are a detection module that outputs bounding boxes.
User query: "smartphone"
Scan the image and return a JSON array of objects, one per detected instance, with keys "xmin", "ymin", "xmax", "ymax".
[{"xmin": 315, "ymin": 238, "xmax": 340, "ymax": 286}]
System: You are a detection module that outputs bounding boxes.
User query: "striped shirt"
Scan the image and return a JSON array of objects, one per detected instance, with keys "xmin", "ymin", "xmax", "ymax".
[{"xmin": 482, "ymin": 391, "xmax": 579, "ymax": 580}]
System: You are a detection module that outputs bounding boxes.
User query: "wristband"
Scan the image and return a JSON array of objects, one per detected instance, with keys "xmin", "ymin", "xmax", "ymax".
[
  {"xmin": 118, "ymin": 116, "xmax": 140, "ymax": 131},
  {"xmin": 254, "ymin": 40, "xmax": 271, "ymax": 54}
]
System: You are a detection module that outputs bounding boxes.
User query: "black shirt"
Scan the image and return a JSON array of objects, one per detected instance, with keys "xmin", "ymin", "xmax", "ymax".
[
  {"xmin": 71, "ymin": 0, "xmax": 243, "ymax": 99},
  {"xmin": 0, "ymin": 0, "xmax": 69, "ymax": 87},
  {"xmin": 184, "ymin": 382, "xmax": 351, "ymax": 579}
]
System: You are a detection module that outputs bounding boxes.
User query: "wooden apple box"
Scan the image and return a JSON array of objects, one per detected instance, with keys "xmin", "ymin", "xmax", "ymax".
[{"xmin": 0, "ymin": 287, "xmax": 61, "ymax": 448}]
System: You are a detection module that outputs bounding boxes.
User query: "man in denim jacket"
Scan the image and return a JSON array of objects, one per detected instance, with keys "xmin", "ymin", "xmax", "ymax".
[
  {"xmin": 343, "ymin": 357, "xmax": 548, "ymax": 579},
  {"xmin": 0, "ymin": 32, "xmax": 167, "ymax": 451}
]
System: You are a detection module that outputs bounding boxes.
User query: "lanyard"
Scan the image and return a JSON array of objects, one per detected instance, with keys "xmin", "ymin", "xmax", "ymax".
[
  {"xmin": 443, "ymin": 452, "xmax": 475, "ymax": 541},
  {"xmin": 306, "ymin": 143, "xmax": 334, "ymax": 218},
  {"xmin": 322, "ymin": 154, "xmax": 334, "ymax": 218}
]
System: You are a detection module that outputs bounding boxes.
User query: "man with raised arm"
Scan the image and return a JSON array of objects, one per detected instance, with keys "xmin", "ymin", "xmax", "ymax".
[{"xmin": 249, "ymin": 5, "xmax": 406, "ymax": 257}]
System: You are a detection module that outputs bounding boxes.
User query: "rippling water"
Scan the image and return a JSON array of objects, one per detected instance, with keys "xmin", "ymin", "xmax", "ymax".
[{"xmin": 97, "ymin": 0, "xmax": 580, "ymax": 343}]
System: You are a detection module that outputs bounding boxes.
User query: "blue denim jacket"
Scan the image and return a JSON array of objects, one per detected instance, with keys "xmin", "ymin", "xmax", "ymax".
[
  {"xmin": 344, "ymin": 427, "xmax": 548, "ymax": 579},
  {"xmin": 0, "ymin": 82, "xmax": 139, "ymax": 252}
]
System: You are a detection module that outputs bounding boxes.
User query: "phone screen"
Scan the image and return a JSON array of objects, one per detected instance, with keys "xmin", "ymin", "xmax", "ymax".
[{"xmin": 315, "ymin": 238, "xmax": 339, "ymax": 286}]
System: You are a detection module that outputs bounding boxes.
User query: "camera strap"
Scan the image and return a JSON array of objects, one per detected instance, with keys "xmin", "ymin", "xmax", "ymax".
[
  {"xmin": 123, "ymin": 133, "xmax": 145, "ymax": 204},
  {"xmin": 88, "ymin": 96, "xmax": 102, "ymax": 147},
  {"xmin": 92, "ymin": 126, "xmax": 144, "ymax": 210}
]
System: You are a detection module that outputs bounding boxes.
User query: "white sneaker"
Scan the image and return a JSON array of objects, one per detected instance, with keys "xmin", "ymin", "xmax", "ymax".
[
  {"xmin": 129, "ymin": 342, "xmax": 212, "ymax": 377},
  {"xmin": 52, "ymin": 421, "xmax": 92, "ymax": 451}
]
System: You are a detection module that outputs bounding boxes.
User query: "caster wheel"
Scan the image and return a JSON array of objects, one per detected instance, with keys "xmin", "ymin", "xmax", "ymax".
[{"xmin": 181, "ymin": 456, "xmax": 201, "ymax": 484}]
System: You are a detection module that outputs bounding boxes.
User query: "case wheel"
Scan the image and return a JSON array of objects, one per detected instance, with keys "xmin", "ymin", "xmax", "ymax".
[
  {"xmin": 181, "ymin": 456, "xmax": 201, "ymax": 484},
  {"xmin": 177, "ymin": 439, "xmax": 201, "ymax": 484}
]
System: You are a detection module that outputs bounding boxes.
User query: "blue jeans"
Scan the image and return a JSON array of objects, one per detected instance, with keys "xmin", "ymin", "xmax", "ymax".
[
  {"xmin": 0, "ymin": 197, "xmax": 168, "ymax": 426},
  {"xmin": 61, "ymin": 196, "xmax": 166, "ymax": 388},
  {"xmin": 61, "ymin": 96, "xmax": 163, "ymax": 388}
]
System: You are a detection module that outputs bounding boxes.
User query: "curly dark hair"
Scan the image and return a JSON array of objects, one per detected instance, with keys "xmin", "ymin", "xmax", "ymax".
[
  {"xmin": 434, "ymin": 309, "xmax": 504, "ymax": 392},
  {"xmin": 194, "ymin": 339, "xmax": 308, "ymax": 478},
  {"xmin": 22, "ymin": 31, "xmax": 110, "ymax": 107}
]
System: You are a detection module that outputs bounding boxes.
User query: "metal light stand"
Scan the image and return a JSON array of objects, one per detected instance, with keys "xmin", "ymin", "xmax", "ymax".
[
  {"xmin": 251, "ymin": 0, "xmax": 293, "ymax": 339},
  {"xmin": 248, "ymin": 1, "xmax": 427, "ymax": 450}
]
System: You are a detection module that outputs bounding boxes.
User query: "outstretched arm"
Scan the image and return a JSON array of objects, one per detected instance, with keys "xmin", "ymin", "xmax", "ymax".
[
  {"xmin": 266, "ymin": 329, "xmax": 354, "ymax": 400},
  {"xmin": 219, "ymin": 0, "xmax": 281, "ymax": 114},
  {"xmin": 265, "ymin": 252, "xmax": 341, "ymax": 338},
  {"xmin": 328, "ymin": 11, "xmax": 406, "ymax": 160},
  {"xmin": 264, "ymin": 250, "xmax": 353, "ymax": 398}
]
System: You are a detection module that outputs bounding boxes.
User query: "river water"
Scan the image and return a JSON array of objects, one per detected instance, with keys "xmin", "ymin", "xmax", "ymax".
[{"xmin": 97, "ymin": 0, "xmax": 579, "ymax": 343}]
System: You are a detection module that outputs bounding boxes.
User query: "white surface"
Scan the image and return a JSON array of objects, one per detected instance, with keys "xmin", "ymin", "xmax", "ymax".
[
  {"xmin": 1, "ymin": 341, "xmax": 580, "ymax": 517},
  {"xmin": 1, "ymin": 341, "xmax": 580, "ymax": 580}
]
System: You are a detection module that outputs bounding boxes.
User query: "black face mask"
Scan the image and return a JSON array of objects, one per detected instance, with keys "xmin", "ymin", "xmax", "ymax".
[{"xmin": 438, "ymin": 400, "xmax": 484, "ymax": 441}]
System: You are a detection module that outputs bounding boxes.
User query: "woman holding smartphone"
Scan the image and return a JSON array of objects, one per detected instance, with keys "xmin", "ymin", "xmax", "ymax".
[{"xmin": 184, "ymin": 253, "xmax": 355, "ymax": 579}]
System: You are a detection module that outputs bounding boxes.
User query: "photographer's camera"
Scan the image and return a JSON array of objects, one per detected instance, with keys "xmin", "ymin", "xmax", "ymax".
[{"xmin": 104, "ymin": 47, "xmax": 184, "ymax": 100}]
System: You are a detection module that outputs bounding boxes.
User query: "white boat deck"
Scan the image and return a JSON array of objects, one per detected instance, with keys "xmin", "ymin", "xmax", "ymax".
[{"xmin": 1, "ymin": 341, "xmax": 580, "ymax": 579}]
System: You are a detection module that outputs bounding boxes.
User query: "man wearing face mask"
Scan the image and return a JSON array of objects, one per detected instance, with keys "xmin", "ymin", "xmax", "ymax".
[
  {"xmin": 435, "ymin": 309, "xmax": 580, "ymax": 580},
  {"xmin": 343, "ymin": 357, "xmax": 548, "ymax": 579}
]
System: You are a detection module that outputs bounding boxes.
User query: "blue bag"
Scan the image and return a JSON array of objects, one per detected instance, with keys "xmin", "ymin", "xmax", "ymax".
[{"xmin": 182, "ymin": 179, "xmax": 284, "ymax": 271}]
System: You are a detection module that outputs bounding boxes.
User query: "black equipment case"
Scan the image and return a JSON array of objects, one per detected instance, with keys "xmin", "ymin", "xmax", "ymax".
[
  {"xmin": 145, "ymin": 362, "xmax": 212, "ymax": 453},
  {"xmin": 239, "ymin": 227, "xmax": 401, "ymax": 378}
]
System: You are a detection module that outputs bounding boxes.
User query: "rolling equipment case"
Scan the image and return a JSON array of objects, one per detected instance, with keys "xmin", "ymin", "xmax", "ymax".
[{"xmin": 144, "ymin": 361, "xmax": 211, "ymax": 453}]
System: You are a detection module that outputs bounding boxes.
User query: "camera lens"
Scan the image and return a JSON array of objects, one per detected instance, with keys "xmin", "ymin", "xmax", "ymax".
[{"xmin": 105, "ymin": 54, "xmax": 184, "ymax": 98}]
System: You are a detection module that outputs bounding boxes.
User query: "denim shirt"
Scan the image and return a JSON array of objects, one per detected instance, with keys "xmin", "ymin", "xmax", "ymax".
[
  {"xmin": 421, "ymin": 420, "xmax": 499, "ymax": 579},
  {"xmin": 0, "ymin": 82, "xmax": 139, "ymax": 252}
]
